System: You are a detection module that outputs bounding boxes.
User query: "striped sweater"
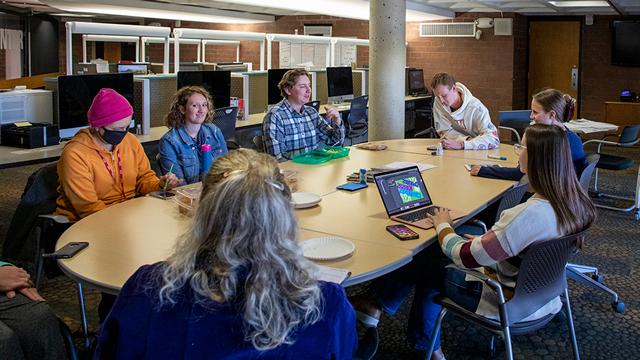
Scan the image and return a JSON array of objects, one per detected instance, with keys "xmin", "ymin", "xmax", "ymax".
[{"xmin": 435, "ymin": 196, "xmax": 563, "ymax": 320}]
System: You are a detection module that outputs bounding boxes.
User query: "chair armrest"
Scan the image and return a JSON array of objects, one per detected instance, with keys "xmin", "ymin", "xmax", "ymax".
[
  {"xmin": 583, "ymin": 139, "xmax": 621, "ymax": 147},
  {"xmin": 414, "ymin": 127, "xmax": 437, "ymax": 138},
  {"xmin": 465, "ymin": 218, "xmax": 487, "ymax": 233},
  {"xmin": 445, "ymin": 264, "xmax": 507, "ymax": 304},
  {"xmin": 38, "ymin": 214, "xmax": 71, "ymax": 224},
  {"xmin": 498, "ymin": 126, "xmax": 521, "ymax": 144}
]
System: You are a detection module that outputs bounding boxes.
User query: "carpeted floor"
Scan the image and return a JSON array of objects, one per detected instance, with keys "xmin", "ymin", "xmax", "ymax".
[{"xmin": 0, "ymin": 144, "xmax": 638, "ymax": 359}]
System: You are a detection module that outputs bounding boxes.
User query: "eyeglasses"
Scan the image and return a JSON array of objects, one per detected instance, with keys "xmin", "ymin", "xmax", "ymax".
[{"xmin": 514, "ymin": 143, "xmax": 527, "ymax": 155}]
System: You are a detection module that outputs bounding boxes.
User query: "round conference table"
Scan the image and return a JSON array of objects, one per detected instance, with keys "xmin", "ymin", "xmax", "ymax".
[{"xmin": 56, "ymin": 139, "xmax": 518, "ymax": 295}]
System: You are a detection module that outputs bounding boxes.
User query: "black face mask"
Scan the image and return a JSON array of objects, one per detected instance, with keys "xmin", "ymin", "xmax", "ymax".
[{"xmin": 101, "ymin": 128, "xmax": 128, "ymax": 146}]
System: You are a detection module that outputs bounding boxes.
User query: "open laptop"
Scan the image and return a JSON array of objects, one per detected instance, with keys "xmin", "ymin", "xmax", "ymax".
[{"xmin": 374, "ymin": 166, "xmax": 465, "ymax": 230}]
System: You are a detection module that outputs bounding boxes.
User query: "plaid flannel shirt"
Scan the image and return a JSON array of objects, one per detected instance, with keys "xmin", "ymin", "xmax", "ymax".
[{"xmin": 263, "ymin": 99, "xmax": 345, "ymax": 160}]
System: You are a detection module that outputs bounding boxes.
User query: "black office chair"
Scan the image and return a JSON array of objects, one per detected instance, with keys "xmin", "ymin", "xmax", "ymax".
[
  {"xmin": 212, "ymin": 106, "xmax": 239, "ymax": 149},
  {"xmin": 498, "ymin": 110, "xmax": 531, "ymax": 144},
  {"xmin": 583, "ymin": 125, "xmax": 640, "ymax": 220},
  {"xmin": 426, "ymin": 231, "xmax": 586, "ymax": 360},
  {"xmin": 305, "ymin": 100, "xmax": 320, "ymax": 112},
  {"xmin": 252, "ymin": 135, "xmax": 265, "ymax": 153},
  {"xmin": 344, "ymin": 95, "xmax": 369, "ymax": 146},
  {"xmin": 566, "ymin": 153, "xmax": 625, "ymax": 313},
  {"xmin": 455, "ymin": 183, "xmax": 529, "ymax": 234}
]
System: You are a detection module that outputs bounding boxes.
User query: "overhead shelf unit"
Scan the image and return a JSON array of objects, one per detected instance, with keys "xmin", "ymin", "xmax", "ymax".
[
  {"xmin": 141, "ymin": 36, "xmax": 204, "ymax": 63},
  {"xmin": 330, "ymin": 37, "xmax": 369, "ymax": 67},
  {"xmin": 82, "ymin": 34, "xmax": 141, "ymax": 63},
  {"xmin": 202, "ymin": 40, "xmax": 241, "ymax": 64},
  {"xmin": 172, "ymin": 28, "xmax": 267, "ymax": 72},
  {"xmin": 65, "ymin": 21, "xmax": 171, "ymax": 75},
  {"xmin": 266, "ymin": 33, "xmax": 332, "ymax": 70}
]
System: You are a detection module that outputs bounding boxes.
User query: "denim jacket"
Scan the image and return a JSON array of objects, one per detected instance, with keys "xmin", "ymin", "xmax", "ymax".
[{"xmin": 158, "ymin": 123, "xmax": 228, "ymax": 184}]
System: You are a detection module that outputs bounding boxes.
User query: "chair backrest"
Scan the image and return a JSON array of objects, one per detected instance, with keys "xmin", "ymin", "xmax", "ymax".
[
  {"xmin": 579, "ymin": 153, "xmax": 600, "ymax": 191},
  {"xmin": 253, "ymin": 135, "xmax": 265, "ymax": 152},
  {"xmin": 347, "ymin": 95, "xmax": 369, "ymax": 135},
  {"xmin": 494, "ymin": 183, "xmax": 529, "ymax": 223},
  {"xmin": 498, "ymin": 110, "xmax": 531, "ymax": 129},
  {"xmin": 619, "ymin": 125, "xmax": 640, "ymax": 145},
  {"xmin": 212, "ymin": 106, "xmax": 238, "ymax": 140},
  {"xmin": 305, "ymin": 100, "xmax": 320, "ymax": 112},
  {"xmin": 504, "ymin": 230, "xmax": 586, "ymax": 325},
  {"xmin": 3, "ymin": 162, "xmax": 59, "ymax": 263}
]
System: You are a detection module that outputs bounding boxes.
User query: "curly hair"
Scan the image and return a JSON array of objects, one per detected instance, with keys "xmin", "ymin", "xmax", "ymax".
[
  {"xmin": 164, "ymin": 86, "xmax": 214, "ymax": 128},
  {"xmin": 278, "ymin": 69, "xmax": 310, "ymax": 99},
  {"xmin": 157, "ymin": 148, "xmax": 322, "ymax": 351}
]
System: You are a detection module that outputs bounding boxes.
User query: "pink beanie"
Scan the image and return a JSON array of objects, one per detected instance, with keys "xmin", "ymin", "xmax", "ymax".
[{"xmin": 87, "ymin": 88, "xmax": 133, "ymax": 128}]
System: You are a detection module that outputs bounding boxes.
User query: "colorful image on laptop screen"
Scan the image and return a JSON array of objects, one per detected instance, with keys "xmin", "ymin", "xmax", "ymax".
[
  {"xmin": 395, "ymin": 176, "xmax": 424, "ymax": 203},
  {"xmin": 375, "ymin": 167, "xmax": 433, "ymax": 215}
]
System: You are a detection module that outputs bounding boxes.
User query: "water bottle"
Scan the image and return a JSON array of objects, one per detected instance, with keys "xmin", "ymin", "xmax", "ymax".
[{"xmin": 200, "ymin": 144, "xmax": 213, "ymax": 178}]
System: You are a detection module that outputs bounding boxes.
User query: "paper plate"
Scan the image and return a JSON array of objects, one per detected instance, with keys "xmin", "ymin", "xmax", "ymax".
[
  {"xmin": 300, "ymin": 237, "xmax": 355, "ymax": 261},
  {"xmin": 291, "ymin": 192, "xmax": 321, "ymax": 209}
]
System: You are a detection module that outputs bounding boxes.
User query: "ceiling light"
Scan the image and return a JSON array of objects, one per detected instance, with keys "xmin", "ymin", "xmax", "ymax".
[
  {"xmin": 51, "ymin": 13, "xmax": 96, "ymax": 17},
  {"xmin": 548, "ymin": 1, "xmax": 610, "ymax": 7}
]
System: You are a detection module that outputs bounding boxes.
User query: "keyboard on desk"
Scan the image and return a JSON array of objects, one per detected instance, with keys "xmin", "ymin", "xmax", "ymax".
[{"xmin": 397, "ymin": 206, "xmax": 440, "ymax": 222}]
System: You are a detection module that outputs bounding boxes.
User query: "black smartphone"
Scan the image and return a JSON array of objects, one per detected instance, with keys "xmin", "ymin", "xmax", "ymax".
[
  {"xmin": 49, "ymin": 242, "xmax": 89, "ymax": 259},
  {"xmin": 386, "ymin": 224, "xmax": 419, "ymax": 240}
]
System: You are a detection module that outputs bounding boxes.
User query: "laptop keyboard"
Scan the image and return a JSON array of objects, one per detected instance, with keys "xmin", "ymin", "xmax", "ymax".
[{"xmin": 397, "ymin": 206, "xmax": 440, "ymax": 222}]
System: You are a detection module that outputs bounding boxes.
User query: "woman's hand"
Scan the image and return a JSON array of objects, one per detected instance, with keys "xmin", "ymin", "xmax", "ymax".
[
  {"xmin": 469, "ymin": 165, "xmax": 482, "ymax": 176},
  {"xmin": 427, "ymin": 207, "xmax": 453, "ymax": 229},
  {"xmin": 159, "ymin": 173, "xmax": 182, "ymax": 190},
  {"xmin": 0, "ymin": 266, "xmax": 32, "ymax": 292}
]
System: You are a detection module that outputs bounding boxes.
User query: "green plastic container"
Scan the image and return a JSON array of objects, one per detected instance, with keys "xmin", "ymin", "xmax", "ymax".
[{"xmin": 292, "ymin": 146, "xmax": 350, "ymax": 164}]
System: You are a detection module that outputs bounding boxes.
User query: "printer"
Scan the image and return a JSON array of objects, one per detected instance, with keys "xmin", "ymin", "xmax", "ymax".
[{"xmin": 1, "ymin": 122, "xmax": 60, "ymax": 148}]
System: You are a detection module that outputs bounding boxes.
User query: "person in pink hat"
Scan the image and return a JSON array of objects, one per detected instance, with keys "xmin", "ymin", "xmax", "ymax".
[{"xmin": 55, "ymin": 88, "xmax": 181, "ymax": 222}]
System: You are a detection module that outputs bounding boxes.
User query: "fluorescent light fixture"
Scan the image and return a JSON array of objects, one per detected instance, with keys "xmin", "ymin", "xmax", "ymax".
[
  {"xmin": 548, "ymin": 1, "xmax": 609, "ymax": 7},
  {"xmin": 42, "ymin": 0, "xmax": 274, "ymax": 24}
]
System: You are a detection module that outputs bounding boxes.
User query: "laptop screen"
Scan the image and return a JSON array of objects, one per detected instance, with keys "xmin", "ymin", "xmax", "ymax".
[{"xmin": 374, "ymin": 166, "xmax": 433, "ymax": 216}]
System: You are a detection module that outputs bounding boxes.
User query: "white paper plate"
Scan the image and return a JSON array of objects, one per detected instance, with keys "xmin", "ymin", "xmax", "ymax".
[
  {"xmin": 300, "ymin": 237, "xmax": 355, "ymax": 261},
  {"xmin": 291, "ymin": 192, "xmax": 322, "ymax": 209}
]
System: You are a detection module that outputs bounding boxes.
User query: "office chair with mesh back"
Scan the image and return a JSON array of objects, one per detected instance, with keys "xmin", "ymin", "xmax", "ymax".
[
  {"xmin": 583, "ymin": 125, "xmax": 640, "ymax": 220},
  {"xmin": 498, "ymin": 110, "xmax": 531, "ymax": 144},
  {"xmin": 566, "ymin": 153, "xmax": 625, "ymax": 313},
  {"xmin": 426, "ymin": 231, "xmax": 586, "ymax": 360},
  {"xmin": 344, "ymin": 95, "xmax": 369, "ymax": 146},
  {"xmin": 212, "ymin": 106, "xmax": 239, "ymax": 149},
  {"xmin": 305, "ymin": 100, "xmax": 320, "ymax": 112},
  {"xmin": 455, "ymin": 183, "xmax": 529, "ymax": 234}
]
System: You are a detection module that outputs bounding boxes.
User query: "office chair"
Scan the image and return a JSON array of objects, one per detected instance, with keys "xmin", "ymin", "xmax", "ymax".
[
  {"xmin": 212, "ymin": 106, "xmax": 239, "ymax": 149},
  {"xmin": 305, "ymin": 100, "xmax": 320, "ymax": 112},
  {"xmin": 426, "ymin": 231, "xmax": 586, "ymax": 360},
  {"xmin": 498, "ymin": 110, "xmax": 531, "ymax": 144},
  {"xmin": 3, "ymin": 162, "xmax": 91, "ymax": 350},
  {"xmin": 583, "ymin": 125, "xmax": 640, "ymax": 220},
  {"xmin": 344, "ymin": 95, "xmax": 369, "ymax": 146},
  {"xmin": 455, "ymin": 183, "xmax": 529, "ymax": 234},
  {"xmin": 58, "ymin": 317, "xmax": 79, "ymax": 360},
  {"xmin": 566, "ymin": 153, "xmax": 625, "ymax": 313},
  {"xmin": 252, "ymin": 135, "xmax": 265, "ymax": 153}
]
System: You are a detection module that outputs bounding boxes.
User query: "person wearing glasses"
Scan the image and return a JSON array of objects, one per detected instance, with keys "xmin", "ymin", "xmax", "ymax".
[
  {"xmin": 470, "ymin": 88, "xmax": 587, "ymax": 180},
  {"xmin": 95, "ymin": 149, "xmax": 357, "ymax": 359},
  {"xmin": 263, "ymin": 69, "xmax": 345, "ymax": 161},
  {"xmin": 352, "ymin": 125, "xmax": 596, "ymax": 360},
  {"xmin": 431, "ymin": 72, "xmax": 500, "ymax": 150},
  {"xmin": 56, "ymin": 88, "xmax": 181, "ymax": 321}
]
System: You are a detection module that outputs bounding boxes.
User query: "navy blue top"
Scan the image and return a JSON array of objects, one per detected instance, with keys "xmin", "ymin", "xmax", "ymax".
[
  {"xmin": 158, "ymin": 123, "xmax": 228, "ymax": 184},
  {"xmin": 94, "ymin": 263, "xmax": 357, "ymax": 360},
  {"xmin": 478, "ymin": 129, "xmax": 587, "ymax": 181}
]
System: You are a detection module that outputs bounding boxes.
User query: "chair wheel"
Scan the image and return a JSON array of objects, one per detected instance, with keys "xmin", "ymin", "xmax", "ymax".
[
  {"xmin": 591, "ymin": 274, "xmax": 604, "ymax": 283},
  {"xmin": 613, "ymin": 301, "xmax": 625, "ymax": 313}
]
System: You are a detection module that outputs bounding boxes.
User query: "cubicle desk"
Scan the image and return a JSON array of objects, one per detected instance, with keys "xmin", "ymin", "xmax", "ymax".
[
  {"xmin": 604, "ymin": 102, "xmax": 640, "ymax": 127},
  {"xmin": 0, "ymin": 126, "xmax": 168, "ymax": 169},
  {"xmin": 56, "ymin": 139, "xmax": 516, "ymax": 293}
]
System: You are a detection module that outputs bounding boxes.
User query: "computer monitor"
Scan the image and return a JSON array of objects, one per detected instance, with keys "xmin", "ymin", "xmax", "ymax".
[
  {"xmin": 326, "ymin": 66, "xmax": 354, "ymax": 103},
  {"xmin": 177, "ymin": 70, "xmax": 231, "ymax": 109},
  {"xmin": 267, "ymin": 68, "xmax": 293, "ymax": 106},
  {"xmin": 57, "ymin": 73, "xmax": 134, "ymax": 139},
  {"xmin": 407, "ymin": 69, "xmax": 427, "ymax": 95},
  {"xmin": 117, "ymin": 63, "xmax": 148, "ymax": 75}
]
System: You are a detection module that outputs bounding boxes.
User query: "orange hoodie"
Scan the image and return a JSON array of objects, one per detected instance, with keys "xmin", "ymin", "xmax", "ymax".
[{"xmin": 55, "ymin": 128, "xmax": 160, "ymax": 221}]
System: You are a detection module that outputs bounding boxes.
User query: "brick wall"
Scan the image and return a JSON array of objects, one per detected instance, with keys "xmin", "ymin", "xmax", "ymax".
[
  {"xmin": 407, "ymin": 13, "xmax": 523, "ymax": 123},
  {"xmin": 581, "ymin": 16, "xmax": 640, "ymax": 121}
]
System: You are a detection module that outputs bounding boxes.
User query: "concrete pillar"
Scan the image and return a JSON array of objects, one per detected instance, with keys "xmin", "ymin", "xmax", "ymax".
[{"xmin": 369, "ymin": 0, "xmax": 406, "ymax": 141}]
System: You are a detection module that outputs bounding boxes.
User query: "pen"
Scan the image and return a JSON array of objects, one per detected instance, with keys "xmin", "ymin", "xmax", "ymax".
[
  {"xmin": 163, "ymin": 164, "xmax": 174, "ymax": 193},
  {"xmin": 487, "ymin": 155, "xmax": 507, "ymax": 161}
]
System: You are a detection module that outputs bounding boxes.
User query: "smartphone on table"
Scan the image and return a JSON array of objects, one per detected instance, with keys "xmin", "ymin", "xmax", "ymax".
[
  {"xmin": 386, "ymin": 224, "xmax": 419, "ymax": 240},
  {"xmin": 46, "ymin": 242, "xmax": 89, "ymax": 259}
]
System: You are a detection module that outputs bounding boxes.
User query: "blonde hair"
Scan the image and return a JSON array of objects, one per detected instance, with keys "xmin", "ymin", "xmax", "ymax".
[
  {"xmin": 278, "ymin": 69, "xmax": 310, "ymax": 99},
  {"xmin": 164, "ymin": 86, "xmax": 214, "ymax": 128},
  {"xmin": 525, "ymin": 124, "xmax": 596, "ymax": 234},
  {"xmin": 532, "ymin": 88, "xmax": 576, "ymax": 122},
  {"xmin": 157, "ymin": 149, "xmax": 322, "ymax": 350}
]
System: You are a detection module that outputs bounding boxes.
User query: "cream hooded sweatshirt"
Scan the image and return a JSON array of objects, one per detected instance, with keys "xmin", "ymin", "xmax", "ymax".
[{"xmin": 432, "ymin": 82, "xmax": 500, "ymax": 150}]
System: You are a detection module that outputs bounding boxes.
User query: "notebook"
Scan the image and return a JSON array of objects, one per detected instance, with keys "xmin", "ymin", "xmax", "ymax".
[{"xmin": 373, "ymin": 166, "xmax": 465, "ymax": 230}]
